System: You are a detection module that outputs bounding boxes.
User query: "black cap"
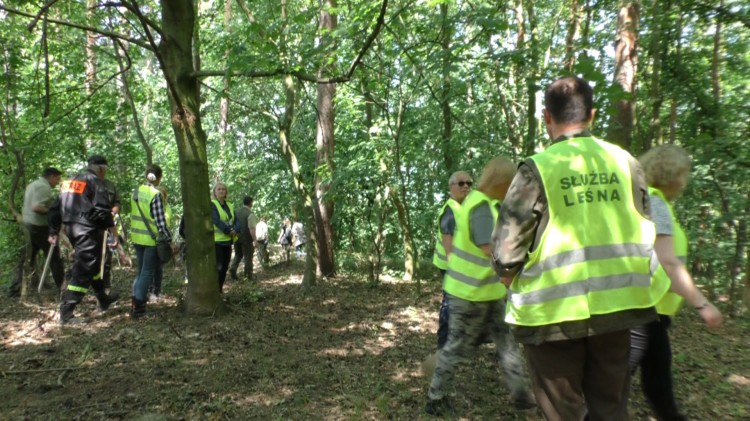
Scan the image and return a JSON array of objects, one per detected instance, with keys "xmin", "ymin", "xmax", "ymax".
[{"xmin": 87, "ymin": 155, "xmax": 108, "ymax": 166}]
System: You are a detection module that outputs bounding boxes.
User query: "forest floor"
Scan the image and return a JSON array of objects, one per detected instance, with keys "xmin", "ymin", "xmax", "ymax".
[{"xmin": 1, "ymin": 253, "xmax": 749, "ymax": 420}]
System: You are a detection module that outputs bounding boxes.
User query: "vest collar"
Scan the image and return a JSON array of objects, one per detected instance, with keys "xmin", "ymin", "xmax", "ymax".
[{"xmin": 553, "ymin": 129, "xmax": 592, "ymax": 143}]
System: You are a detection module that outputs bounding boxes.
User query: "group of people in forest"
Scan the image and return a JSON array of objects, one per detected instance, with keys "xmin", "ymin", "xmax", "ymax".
[
  {"xmin": 16, "ymin": 154, "xmax": 299, "ymax": 322},
  {"xmin": 14, "ymin": 76, "xmax": 724, "ymax": 420},
  {"xmin": 426, "ymin": 76, "xmax": 723, "ymax": 420}
]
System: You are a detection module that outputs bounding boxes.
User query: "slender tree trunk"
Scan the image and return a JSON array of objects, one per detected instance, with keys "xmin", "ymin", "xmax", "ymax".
[
  {"xmin": 646, "ymin": 0, "xmax": 663, "ymax": 152},
  {"xmin": 113, "ymin": 43, "xmax": 152, "ymax": 165},
  {"xmin": 160, "ymin": 0, "xmax": 222, "ymax": 315},
  {"xmin": 563, "ymin": 0, "xmax": 580, "ymax": 72},
  {"xmin": 608, "ymin": 2, "xmax": 639, "ymax": 150},
  {"xmin": 84, "ymin": 0, "xmax": 97, "ymax": 150},
  {"xmin": 217, "ymin": 0, "xmax": 232, "ymax": 176},
  {"xmin": 439, "ymin": 2, "xmax": 454, "ymax": 174},
  {"xmin": 710, "ymin": 0, "xmax": 722, "ymax": 139},
  {"xmin": 313, "ymin": 0, "xmax": 337, "ymax": 278},
  {"xmin": 524, "ymin": 0, "xmax": 538, "ymax": 156}
]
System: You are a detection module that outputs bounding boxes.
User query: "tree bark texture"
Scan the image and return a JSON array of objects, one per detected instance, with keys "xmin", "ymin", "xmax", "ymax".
[
  {"xmin": 160, "ymin": 0, "xmax": 222, "ymax": 315},
  {"xmin": 313, "ymin": 0, "xmax": 337, "ymax": 278},
  {"xmin": 608, "ymin": 3, "xmax": 639, "ymax": 150},
  {"xmin": 439, "ymin": 2, "xmax": 454, "ymax": 174}
]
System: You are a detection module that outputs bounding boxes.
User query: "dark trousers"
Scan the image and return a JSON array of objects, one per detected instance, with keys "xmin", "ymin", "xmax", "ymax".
[
  {"xmin": 61, "ymin": 223, "xmax": 106, "ymax": 303},
  {"xmin": 229, "ymin": 238, "xmax": 254, "ymax": 280},
  {"xmin": 437, "ymin": 270, "xmax": 450, "ymax": 349},
  {"xmin": 12, "ymin": 224, "xmax": 65, "ymax": 294},
  {"xmin": 524, "ymin": 330, "xmax": 632, "ymax": 421},
  {"xmin": 630, "ymin": 317, "xmax": 685, "ymax": 420},
  {"xmin": 215, "ymin": 243, "xmax": 232, "ymax": 292}
]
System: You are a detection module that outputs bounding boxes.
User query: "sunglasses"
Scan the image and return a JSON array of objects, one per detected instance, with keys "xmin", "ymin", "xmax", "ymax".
[{"xmin": 455, "ymin": 181, "xmax": 473, "ymax": 187}]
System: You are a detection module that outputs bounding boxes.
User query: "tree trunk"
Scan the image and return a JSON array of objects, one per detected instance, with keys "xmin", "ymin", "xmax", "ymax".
[
  {"xmin": 278, "ymin": 73, "xmax": 317, "ymax": 288},
  {"xmin": 439, "ymin": 2, "xmax": 454, "ymax": 174},
  {"xmin": 84, "ymin": 0, "xmax": 97, "ymax": 150},
  {"xmin": 313, "ymin": 0, "xmax": 337, "ymax": 278},
  {"xmin": 608, "ymin": 2, "xmax": 639, "ymax": 150},
  {"xmin": 563, "ymin": 0, "xmax": 580, "ymax": 72},
  {"xmin": 113, "ymin": 42, "xmax": 152, "ymax": 165},
  {"xmin": 646, "ymin": 0, "xmax": 663, "ymax": 152},
  {"xmin": 217, "ymin": 0, "xmax": 232, "ymax": 176},
  {"xmin": 160, "ymin": 0, "xmax": 222, "ymax": 315},
  {"xmin": 524, "ymin": 0, "xmax": 539, "ymax": 156}
]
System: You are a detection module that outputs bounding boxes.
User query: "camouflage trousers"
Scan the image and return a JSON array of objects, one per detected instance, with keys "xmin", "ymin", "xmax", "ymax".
[{"xmin": 428, "ymin": 294, "xmax": 532, "ymax": 401}]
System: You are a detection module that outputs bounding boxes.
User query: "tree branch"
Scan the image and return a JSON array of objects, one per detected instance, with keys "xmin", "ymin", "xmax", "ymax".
[
  {"xmin": 25, "ymin": 0, "xmax": 60, "ymax": 32},
  {"xmin": 0, "ymin": 4, "xmax": 153, "ymax": 50},
  {"xmin": 194, "ymin": 0, "xmax": 389, "ymax": 84}
]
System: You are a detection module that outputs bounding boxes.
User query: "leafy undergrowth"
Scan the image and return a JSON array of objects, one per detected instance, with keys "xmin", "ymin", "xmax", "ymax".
[{"xmin": 1, "ymin": 259, "xmax": 748, "ymax": 420}]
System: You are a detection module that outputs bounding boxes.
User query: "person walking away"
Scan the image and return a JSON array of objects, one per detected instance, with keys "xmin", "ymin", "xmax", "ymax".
[
  {"xmin": 256, "ymin": 216, "xmax": 269, "ymax": 266},
  {"xmin": 277, "ymin": 217, "xmax": 292, "ymax": 263},
  {"xmin": 630, "ymin": 144, "xmax": 723, "ymax": 420},
  {"xmin": 230, "ymin": 196, "xmax": 257, "ymax": 281},
  {"xmin": 492, "ymin": 76, "xmax": 669, "ymax": 421},
  {"xmin": 49, "ymin": 155, "xmax": 121, "ymax": 325},
  {"xmin": 422, "ymin": 170, "xmax": 472, "ymax": 374},
  {"xmin": 11, "ymin": 167, "xmax": 64, "ymax": 297},
  {"xmin": 292, "ymin": 219, "xmax": 306, "ymax": 258},
  {"xmin": 130, "ymin": 165, "xmax": 173, "ymax": 318},
  {"xmin": 425, "ymin": 157, "xmax": 535, "ymax": 416},
  {"xmin": 211, "ymin": 182, "xmax": 239, "ymax": 292}
]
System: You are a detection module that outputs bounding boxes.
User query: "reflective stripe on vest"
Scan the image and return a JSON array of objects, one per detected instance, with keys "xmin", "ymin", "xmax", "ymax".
[
  {"xmin": 443, "ymin": 190, "xmax": 505, "ymax": 301},
  {"xmin": 651, "ymin": 187, "xmax": 688, "ymax": 316},
  {"xmin": 506, "ymin": 137, "xmax": 669, "ymax": 327},
  {"xmin": 130, "ymin": 185, "xmax": 159, "ymax": 246},
  {"xmin": 432, "ymin": 199, "xmax": 461, "ymax": 270},
  {"xmin": 212, "ymin": 199, "xmax": 235, "ymax": 243}
]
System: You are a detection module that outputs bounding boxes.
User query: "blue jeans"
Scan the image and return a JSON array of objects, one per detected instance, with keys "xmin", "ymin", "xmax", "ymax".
[{"xmin": 133, "ymin": 244, "xmax": 158, "ymax": 301}]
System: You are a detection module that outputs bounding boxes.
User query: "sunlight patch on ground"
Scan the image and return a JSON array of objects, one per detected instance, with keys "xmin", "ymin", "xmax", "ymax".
[
  {"xmin": 233, "ymin": 387, "xmax": 295, "ymax": 407},
  {"xmin": 727, "ymin": 374, "xmax": 750, "ymax": 387},
  {"xmin": 2, "ymin": 310, "xmax": 58, "ymax": 347},
  {"xmin": 279, "ymin": 274, "xmax": 303, "ymax": 285}
]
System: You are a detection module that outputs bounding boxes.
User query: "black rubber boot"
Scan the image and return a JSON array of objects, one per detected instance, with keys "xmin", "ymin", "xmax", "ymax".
[
  {"xmin": 59, "ymin": 300, "xmax": 80, "ymax": 325},
  {"xmin": 129, "ymin": 297, "xmax": 147, "ymax": 319},
  {"xmin": 96, "ymin": 291, "xmax": 120, "ymax": 311}
]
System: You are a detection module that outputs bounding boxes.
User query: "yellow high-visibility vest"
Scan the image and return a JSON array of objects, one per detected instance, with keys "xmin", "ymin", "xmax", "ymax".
[
  {"xmin": 130, "ymin": 185, "xmax": 160, "ymax": 246},
  {"xmin": 443, "ymin": 190, "xmax": 505, "ymax": 302},
  {"xmin": 651, "ymin": 187, "xmax": 688, "ymax": 316},
  {"xmin": 212, "ymin": 199, "xmax": 235, "ymax": 243},
  {"xmin": 432, "ymin": 198, "xmax": 461, "ymax": 270},
  {"xmin": 506, "ymin": 137, "xmax": 669, "ymax": 326}
]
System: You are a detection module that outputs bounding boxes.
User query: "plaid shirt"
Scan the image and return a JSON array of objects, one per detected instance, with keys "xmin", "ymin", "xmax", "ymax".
[{"xmin": 146, "ymin": 182, "xmax": 171, "ymax": 242}]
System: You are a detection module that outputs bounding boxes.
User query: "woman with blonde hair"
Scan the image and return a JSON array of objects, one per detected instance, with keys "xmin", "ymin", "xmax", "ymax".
[
  {"xmin": 631, "ymin": 144, "xmax": 723, "ymax": 420},
  {"xmin": 211, "ymin": 182, "xmax": 239, "ymax": 292}
]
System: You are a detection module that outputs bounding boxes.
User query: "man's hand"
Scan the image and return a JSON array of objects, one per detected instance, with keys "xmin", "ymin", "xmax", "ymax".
[
  {"xmin": 697, "ymin": 302, "xmax": 723, "ymax": 329},
  {"xmin": 48, "ymin": 235, "xmax": 58, "ymax": 245}
]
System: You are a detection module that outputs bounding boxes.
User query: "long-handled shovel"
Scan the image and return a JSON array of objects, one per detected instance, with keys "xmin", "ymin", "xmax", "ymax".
[{"xmin": 37, "ymin": 243, "xmax": 56, "ymax": 293}]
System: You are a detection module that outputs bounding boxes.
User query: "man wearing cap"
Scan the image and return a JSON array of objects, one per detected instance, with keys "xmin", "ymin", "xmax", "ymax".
[
  {"xmin": 10, "ymin": 167, "xmax": 65, "ymax": 297},
  {"xmin": 48, "ymin": 155, "xmax": 120, "ymax": 325}
]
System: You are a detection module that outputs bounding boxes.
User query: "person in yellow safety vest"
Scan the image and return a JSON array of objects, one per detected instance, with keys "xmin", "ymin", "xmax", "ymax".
[
  {"xmin": 491, "ymin": 76, "xmax": 670, "ymax": 421},
  {"xmin": 629, "ymin": 145, "xmax": 722, "ymax": 420},
  {"xmin": 211, "ymin": 181, "xmax": 239, "ymax": 293},
  {"xmin": 431, "ymin": 170, "xmax": 472, "ymax": 351},
  {"xmin": 130, "ymin": 164, "xmax": 173, "ymax": 319},
  {"xmin": 425, "ymin": 157, "xmax": 535, "ymax": 417}
]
